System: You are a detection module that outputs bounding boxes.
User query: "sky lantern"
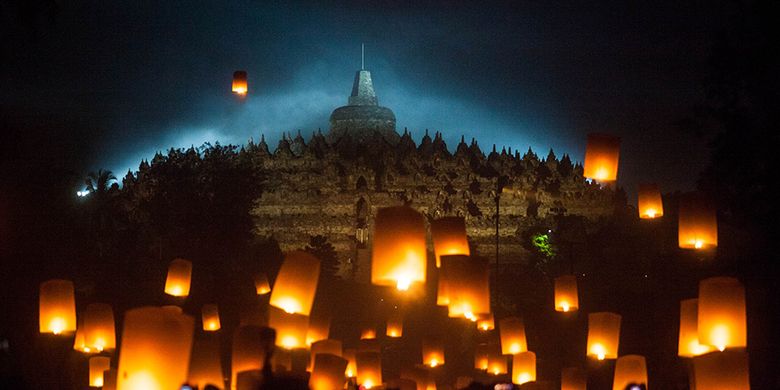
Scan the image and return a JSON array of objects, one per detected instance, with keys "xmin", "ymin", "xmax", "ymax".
[
  {"xmin": 74, "ymin": 317, "xmax": 90, "ymax": 353},
  {"xmin": 231, "ymin": 325, "xmax": 269, "ymax": 390},
  {"xmin": 269, "ymin": 251, "xmax": 320, "ymax": 316},
  {"xmin": 188, "ymin": 337, "xmax": 224, "ymax": 390},
  {"xmin": 561, "ymin": 367, "xmax": 587, "ymax": 390},
  {"xmin": 436, "ymin": 267, "xmax": 450, "ymax": 306},
  {"xmin": 201, "ymin": 304, "xmax": 221, "ymax": 332},
  {"xmin": 698, "ymin": 277, "xmax": 747, "ymax": 351},
  {"xmin": 371, "ymin": 206, "xmax": 427, "ymax": 291},
  {"xmin": 474, "ymin": 343, "xmax": 490, "ymax": 370},
  {"xmin": 272, "ymin": 348, "xmax": 292, "ymax": 373},
  {"xmin": 488, "ymin": 352, "xmax": 509, "ymax": 375},
  {"xmin": 554, "ymin": 275, "xmax": 579, "ymax": 313},
  {"xmin": 89, "ymin": 356, "xmax": 111, "ymax": 387},
  {"xmin": 232, "ymin": 71, "xmax": 248, "ymax": 95},
  {"xmin": 477, "ymin": 313, "xmax": 495, "ymax": 331},
  {"xmin": 678, "ymin": 192, "xmax": 718, "ymax": 250},
  {"xmin": 361, "ymin": 326, "xmax": 377, "ymax": 340},
  {"xmin": 422, "ymin": 338, "xmax": 445, "ymax": 367},
  {"xmin": 512, "ymin": 351, "xmax": 536, "ymax": 385},
  {"xmin": 692, "ymin": 350, "xmax": 750, "ymax": 390},
  {"xmin": 254, "ymin": 273, "xmax": 271, "ymax": 295},
  {"xmin": 310, "ymin": 353, "xmax": 348, "ymax": 390},
  {"xmin": 102, "ymin": 368, "xmax": 118, "ymax": 390},
  {"xmin": 637, "ymin": 184, "xmax": 664, "ymax": 219},
  {"xmin": 442, "ymin": 255, "xmax": 490, "ymax": 321},
  {"xmin": 84, "ymin": 303, "xmax": 116, "ymax": 352},
  {"xmin": 612, "ymin": 355, "xmax": 647, "ymax": 390},
  {"xmin": 343, "ymin": 348, "xmax": 357, "ymax": 378},
  {"xmin": 356, "ymin": 351, "xmax": 382, "ymax": 389},
  {"xmin": 583, "ymin": 133, "xmax": 620, "ymax": 182},
  {"xmin": 587, "ymin": 312, "xmax": 621, "ymax": 360},
  {"xmin": 309, "ymin": 339, "xmax": 343, "ymax": 371},
  {"xmin": 116, "ymin": 306, "xmax": 194, "ymax": 390},
  {"xmin": 499, "ymin": 317, "xmax": 528, "ymax": 354},
  {"xmin": 431, "ymin": 216, "xmax": 470, "ymax": 268},
  {"xmin": 386, "ymin": 312, "xmax": 403, "ymax": 338},
  {"xmin": 164, "ymin": 258, "xmax": 192, "ymax": 297},
  {"xmin": 678, "ymin": 299, "xmax": 713, "ymax": 357},
  {"xmin": 306, "ymin": 312, "xmax": 331, "ymax": 346},
  {"xmin": 39, "ymin": 279, "xmax": 76, "ymax": 335},
  {"xmin": 268, "ymin": 306, "xmax": 309, "ymax": 350}
]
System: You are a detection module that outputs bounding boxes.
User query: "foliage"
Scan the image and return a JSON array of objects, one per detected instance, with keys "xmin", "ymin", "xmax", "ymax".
[{"xmin": 531, "ymin": 233, "xmax": 556, "ymax": 259}]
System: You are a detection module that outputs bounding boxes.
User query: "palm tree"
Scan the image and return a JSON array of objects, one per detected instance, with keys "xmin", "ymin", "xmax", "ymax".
[{"xmin": 85, "ymin": 169, "xmax": 117, "ymax": 198}]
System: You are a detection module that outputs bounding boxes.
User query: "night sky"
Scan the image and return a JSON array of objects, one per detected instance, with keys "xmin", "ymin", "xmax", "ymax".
[{"xmin": 2, "ymin": 1, "xmax": 734, "ymax": 197}]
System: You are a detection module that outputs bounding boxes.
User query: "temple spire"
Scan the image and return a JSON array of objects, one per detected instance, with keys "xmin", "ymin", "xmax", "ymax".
[{"xmin": 361, "ymin": 43, "xmax": 365, "ymax": 70}]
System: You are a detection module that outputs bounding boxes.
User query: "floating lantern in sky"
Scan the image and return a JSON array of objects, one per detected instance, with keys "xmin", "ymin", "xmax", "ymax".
[
  {"xmin": 116, "ymin": 306, "xmax": 194, "ymax": 390},
  {"xmin": 437, "ymin": 266, "xmax": 450, "ymax": 306},
  {"xmin": 74, "ymin": 316, "xmax": 90, "ymax": 353},
  {"xmin": 431, "ymin": 216, "xmax": 470, "ymax": 268},
  {"xmin": 698, "ymin": 277, "xmax": 746, "ymax": 351},
  {"xmin": 678, "ymin": 299, "xmax": 713, "ymax": 357},
  {"xmin": 583, "ymin": 133, "xmax": 620, "ymax": 182},
  {"xmin": 422, "ymin": 338, "xmax": 445, "ymax": 367},
  {"xmin": 39, "ymin": 279, "xmax": 76, "ymax": 335},
  {"xmin": 254, "ymin": 273, "xmax": 271, "ymax": 295},
  {"xmin": 678, "ymin": 192, "xmax": 718, "ymax": 250},
  {"xmin": 306, "ymin": 312, "xmax": 331, "ymax": 346},
  {"xmin": 164, "ymin": 258, "xmax": 192, "ymax": 297},
  {"xmin": 84, "ymin": 303, "xmax": 116, "ymax": 352},
  {"xmin": 587, "ymin": 312, "xmax": 621, "ymax": 360},
  {"xmin": 309, "ymin": 339, "xmax": 342, "ymax": 371},
  {"xmin": 637, "ymin": 184, "xmax": 664, "ymax": 219},
  {"xmin": 268, "ymin": 306, "xmax": 309, "ymax": 350},
  {"xmin": 561, "ymin": 367, "xmax": 587, "ymax": 390},
  {"xmin": 310, "ymin": 353, "xmax": 348, "ymax": 390},
  {"xmin": 386, "ymin": 312, "xmax": 403, "ymax": 338},
  {"xmin": 232, "ymin": 71, "xmax": 248, "ymax": 95},
  {"xmin": 477, "ymin": 313, "xmax": 495, "ymax": 331},
  {"xmin": 371, "ymin": 206, "xmax": 427, "ymax": 291},
  {"xmin": 499, "ymin": 317, "xmax": 528, "ymax": 355},
  {"xmin": 361, "ymin": 326, "xmax": 377, "ymax": 340},
  {"xmin": 269, "ymin": 251, "xmax": 320, "ymax": 316},
  {"xmin": 201, "ymin": 304, "xmax": 221, "ymax": 332},
  {"xmin": 103, "ymin": 368, "xmax": 118, "ymax": 390},
  {"xmin": 512, "ymin": 351, "xmax": 536, "ymax": 385},
  {"xmin": 188, "ymin": 337, "xmax": 224, "ymax": 390},
  {"xmin": 612, "ymin": 355, "xmax": 647, "ymax": 390},
  {"xmin": 89, "ymin": 356, "xmax": 111, "ymax": 387},
  {"xmin": 356, "ymin": 351, "xmax": 382, "ymax": 389},
  {"xmin": 554, "ymin": 275, "xmax": 579, "ymax": 313},
  {"xmin": 232, "ymin": 325, "xmax": 269, "ymax": 390},
  {"xmin": 475, "ymin": 343, "xmax": 490, "ymax": 370},
  {"xmin": 488, "ymin": 352, "xmax": 508, "ymax": 375},
  {"xmin": 442, "ymin": 255, "xmax": 490, "ymax": 321},
  {"xmin": 343, "ymin": 348, "xmax": 357, "ymax": 378},
  {"xmin": 692, "ymin": 350, "xmax": 750, "ymax": 390}
]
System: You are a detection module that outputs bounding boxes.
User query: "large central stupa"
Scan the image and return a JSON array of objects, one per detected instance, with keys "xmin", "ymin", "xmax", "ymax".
[{"xmin": 328, "ymin": 69, "xmax": 399, "ymax": 144}]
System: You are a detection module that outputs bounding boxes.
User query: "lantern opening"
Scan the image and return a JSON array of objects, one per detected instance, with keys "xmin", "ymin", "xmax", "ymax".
[
  {"xmin": 50, "ymin": 318, "xmax": 66, "ymax": 335},
  {"xmin": 516, "ymin": 373, "xmax": 532, "ymax": 385},
  {"xmin": 591, "ymin": 344, "xmax": 606, "ymax": 360},
  {"xmin": 560, "ymin": 302, "xmax": 570, "ymax": 312},
  {"xmin": 396, "ymin": 275, "xmax": 411, "ymax": 291},
  {"xmin": 429, "ymin": 358, "xmax": 439, "ymax": 367}
]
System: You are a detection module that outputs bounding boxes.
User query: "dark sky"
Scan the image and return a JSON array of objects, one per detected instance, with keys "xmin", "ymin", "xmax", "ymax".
[{"xmin": 1, "ymin": 0, "xmax": 734, "ymax": 198}]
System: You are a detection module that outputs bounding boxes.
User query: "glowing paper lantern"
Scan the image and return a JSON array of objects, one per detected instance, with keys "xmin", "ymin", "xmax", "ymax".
[
  {"xmin": 512, "ymin": 351, "xmax": 536, "ymax": 385},
  {"xmin": 356, "ymin": 351, "xmax": 382, "ymax": 389},
  {"xmin": 309, "ymin": 339, "xmax": 342, "ymax": 371},
  {"xmin": 371, "ymin": 206, "xmax": 427, "ymax": 291},
  {"xmin": 161, "ymin": 305, "xmax": 183, "ymax": 314},
  {"xmin": 698, "ymin": 277, "xmax": 746, "ymax": 351},
  {"xmin": 201, "ymin": 304, "xmax": 221, "ymax": 331},
  {"xmin": 488, "ymin": 353, "xmax": 508, "ymax": 376},
  {"xmin": 678, "ymin": 192, "xmax": 718, "ymax": 249},
  {"xmin": 474, "ymin": 343, "xmax": 490, "ymax": 370},
  {"xmin": 269, "ymin": 251, "xmax": 320, "ymax": 315},
  {"xmin": 84, "ymin": 303, "xmax": 116, "ymax": 352},
  {"xmin": 554, "ymin": 275, "xmax": 579, "ymax": 313},
  {"xmin": 231, "ymin": 325, "xmax": 269, "ymax": 390},
  {"xmin": 583, "ymin": 133, "xmax": 620, "ymax": 182},
  {"xmin": 188, "ymin": 337, "xmax": 224, "ymax": 390},
  {"xmin": 232, "ymin": 71, "xmax": 248, "ymax": 95},
  {"xmin": 343, "ymin": 348, "xmax": 357, "ymax": 378},
  {"xmin": 386, "ymin": 312, "xmax": 403, "ymax": 338},
  {"xmin": 271, "ymin": 348, "xmax": 292, "ymax": 373},
  {"xmin": 477, "ymin": 313, "xmax": 495, "ymax": 331},
  {"xmin": 103, "ymin": 368, "xmax": 118, "ymax": 390},
  {"xmin": 612, "ymin": 355, "xmax": 647, "ymax": 390},
  {"xmin": 310, "ymin": 353, "xmax": 348, "ymax": 390},
  {"xmin": 268, "ymin": 305, "xmax": 309, "ymax": 350},
  {"xmin": 637, "ymin": 184, "xmax": 663, "ymax": 219},
  {"xmin": 587, "ymin": 312, "xmax": 621, "ymax": 360},
  {"xmin": 499, "ymin": 317, "xmax": 528, "ymax": 354},
  {"xmin": 39, "ymin": 279, "xmax": 76, "ymax": 335},
  {"xmin": 89, "ymin": 356, "xmax": 111, "ymax": 387},
  {"xmin": 442, "ymin": 255, "xmax": 490, "ymax": 320},
  {"xmin": 74, "ymin": 317, "xmax": 90, "ymax": 353},
  {"xmin": 431, "ymin": 216, "xmax": 470, "ymax": 268},
  {"xmin": 164, "ymin": 258, "xmax": 192, "ymax": 297},
  {"xmin": 116, "ymin": 306, "xmax": 194, "ymax": 390},
  {"xmin": 306, "ymin": 312, "xmax": 331, "ymax": 346},
  {"xmin": 561, "ymin": 367, "xmax": 587, "ymax": 390},
  {"xmin": 254, "ymin": 273, "xmax": 271, "ymax": 295},
  {"xmin": 422, "ymin": 338, "xmax": 445, "ymax": 367},
  {"xmin": 678, "ymin": 299, "xmax": 714, "ymax": 357},
  {"xmin": 692, "ymin": 350, "xmax": 750, "ymax": 390},
  {"xmin": 436, "ymin": 268, "xmax": 450, "ymax": 306},
  {"xmin": 361, "ymin": 327, "xmax": 377, "ymax": 340}
]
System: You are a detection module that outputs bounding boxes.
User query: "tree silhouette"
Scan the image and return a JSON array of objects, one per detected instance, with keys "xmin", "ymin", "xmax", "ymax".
[{"xmin": 304, "ymin": 235, "xmax": 339, "ymax": 281}]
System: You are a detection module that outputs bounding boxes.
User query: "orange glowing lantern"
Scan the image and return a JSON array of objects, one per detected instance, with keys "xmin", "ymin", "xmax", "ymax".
[
  {"xmin": 587, "ymin": 312, "xmax": 621, "ymax": 360},
  {"xmin": 268, "ymin": 305, "xmax": 309, "ymax": 350},
  {"xmin": 39, "ymin": 279, "xmax": 76, "ymax": 335},
  {"xmin": 612, "ymin": 355, "xmax": 647, "ymax": 390},
  {"xmin": 89, "ymin": 356, "xmax": 111, "ymax": 387},
  {"xmin": 74, "ymin": 317, "xmax": 90, "ymax": 353},
  {"xmin": 637, "ymin": 184, "xmax": 664, "ymax": 219},
  {"xmin": 361, "ymin": 326, "xmax": 377, "ymax": 340},
  {"xmin": 554, "ymin": 275, "xmax": 579, "ymax": 313},
  {"xmin": 116, "ymin": 306, "xmax": 194, "ymax": 390},
  {"xmin": 401, "ymin": 367, "xmax": 435, "ymax": 390},
  {"xmin": 477, "ymin": 313, "xmax": 495, "ymax": 331},
  {"xmin": 188, "ymin": 337, "xmax": 224, "ymax": 389},
  {"xmin": 103, "ymin": 368, "xmax": 117, "ymax": 390},
  {"xmin": 84, "ymin": 303, "xmax": 116, "ymax": 352},
  {"xmin": 232, "ymin": 71, "xmax": 248, "ymax": 95},
  {"xmin": 310, "ymin": 353, "xmax": 348, "ymax": 390},
  {"xmin": 161, "ymin": 305, "xmax": 183, "ymax": 314},
  {"xmin": 678, "ymin": 192, "xmax": 718, "ymax": 250},
  {"xmin": 678, "ymin": 299, "xmax": 714, "ymax": 357},
  {"xmin": 164, "ymin": 258, "xmax": 192, "ymax": 297},
  {"xmin": 232, "ymin": 325, "xmax": 269, "ymax": 390},
  {"xmin": 254, "ymin": 273, "xmax": 271, "ymax": 295},
  {"xmin": 201, "ymin": 304, "xmax": 221, "ymax": 332},
  {"xmin": 309, "ymin": 339, "xmax": 343, "ymax": 371},
  {"xmin": 583, "ymin": 133, "xmax": 620, "ymax": 182},
  {"xmin": 269, "ymin": 251, "xmax": 320, "ymax": 316},
  {"xmin": 272, "ymin": 348, "xmax": 292, "ymax": 373},
  {"xmin": 431, "ymin": 216, "xmax": 470, "ymax": 268},
  {"xmin": 698, "ymin": 277, "xmax": 746, "ymax": 351},
  {"xmin": 561, "ymin": 367, "xmax": 587, "ymax": 390},
  {"xmin": 356, "ymin": 351, "xmax": 382, "ymax": 389},
  {"xmin": 512, "ymin": 351, "xmax": 536, "ymax": 385},
  {"xmin": 306, "ymin": 312, "xmax": 331, "ymax": 346},
  {"xmin": 371, "ymin": 206, "xmax": 427, "ymax": 291},
  {"xmin": 475, "ymin": 343, "xmax": 490, "ymax": 370},
  {"xmin": 343, "ymin": 348, "xmax": 357, "ymax": 378},
  {"xmin": 386, "ymin": 312, "xmax": 403, "ymax": 338},
  {"xmin": 488, "ymin": 353, "xmax": 509, "ymax": 375},
  {"xmin": 422, "ymin": 338, "xmax": 445, "ymax": 367},
  {"xmin": 442, "ymin": 255, "xmax": 490, "ymax": 321},
  {"xmin": 692, "ymin": 350, "xmax": 750, "ymax": 390},
  {"xmin": 499, "ymin": 317, "xmax": 528, "ymax": 355},
  {"xmin": 436, "ymin": 268, "xmax": 450, "ymax": 306}
]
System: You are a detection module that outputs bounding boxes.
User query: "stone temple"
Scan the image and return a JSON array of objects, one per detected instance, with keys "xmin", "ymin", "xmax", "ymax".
[{"xmin": 251, "ymin": 68, "xmax": 616, "ymax": 281}]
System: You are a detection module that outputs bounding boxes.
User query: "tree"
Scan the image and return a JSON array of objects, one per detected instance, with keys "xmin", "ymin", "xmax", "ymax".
[{"xmin": 304, "ymin": 235, "xmax": 339, "ymax": 281}]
